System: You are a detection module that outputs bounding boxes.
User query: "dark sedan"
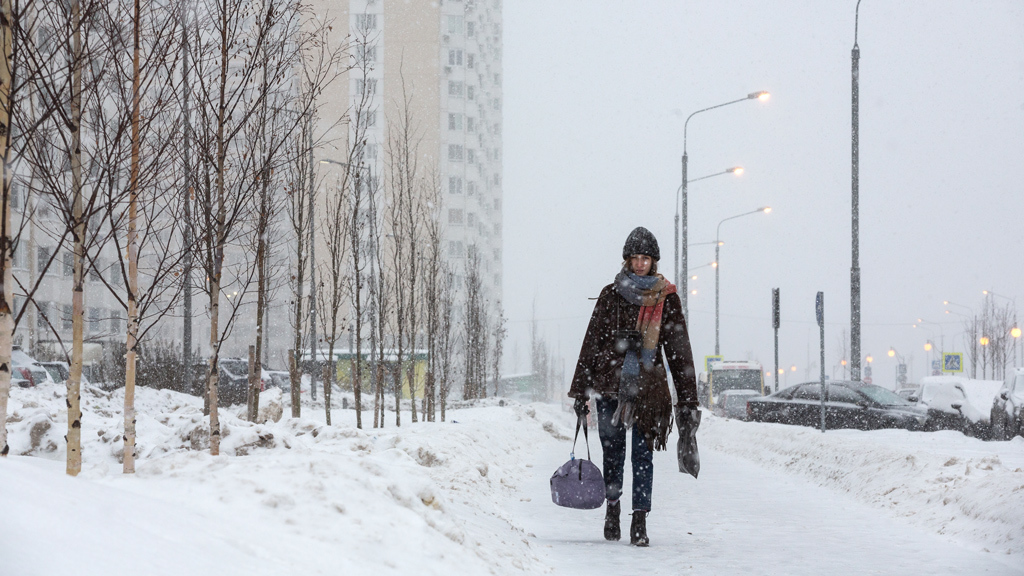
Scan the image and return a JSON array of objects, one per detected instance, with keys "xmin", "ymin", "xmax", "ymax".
[{"xmin": 746, "ymin": 381, "xmax": 928, "ymax": 431}]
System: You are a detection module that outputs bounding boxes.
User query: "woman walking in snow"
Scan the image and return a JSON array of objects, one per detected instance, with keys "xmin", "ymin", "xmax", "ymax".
[{"xmin": 569, "ymin": 226, "xmax": 699, "ymax": 546}]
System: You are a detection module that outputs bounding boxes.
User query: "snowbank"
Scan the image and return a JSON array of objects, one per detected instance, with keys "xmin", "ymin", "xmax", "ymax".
[
  {"xmin": 1, "ymin": 382, "xmax": 570, "ymax": 575},
  {"xmin": 702, "ymin": 413, "xmax": 1024, "ymax": 557}
]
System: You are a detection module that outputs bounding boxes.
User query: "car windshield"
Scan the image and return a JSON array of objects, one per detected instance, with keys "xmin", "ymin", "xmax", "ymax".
[
  {"xmin": 712, "ymin": 370, "xmax": 761, "ymax": 393},
  {"xmin": 220, "ymin": 360, "xmax": 248, "ymax": 377},
  {"xmin": 855, "ymin": 384, "xmax": 914, "ymax": 406}
]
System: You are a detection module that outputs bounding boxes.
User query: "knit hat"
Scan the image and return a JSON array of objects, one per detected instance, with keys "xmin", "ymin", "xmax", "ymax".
[{"xmin": 622, "ymin": 227, "xmax": 660, "ymax": 261}]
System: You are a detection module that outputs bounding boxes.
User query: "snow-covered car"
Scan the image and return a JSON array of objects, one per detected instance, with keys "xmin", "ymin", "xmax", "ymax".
[
  {"xmin": 990, "ymin": 367, "xmax": 1024, "ymax": 441},
  {"xmin": 896, "ymin": 388, "xmax": 917, "ymax": 401},
  {"xmin": 191, "ymin": 358, "xmax": 268, "ymax": 406},
  {"xmin": 909, "ymin": 377, "xmax": 987, "ymax": 437},
  {"xmin": 714, "ymin": 389, "xmax": 760, "ymax": 420},
  {"xmin": 11, "ymin": 346, "xmax": 55, "ymax": 387},
  {"xmin": 746, "ymin": 381, "xmax": 928, "ymax": 431}
]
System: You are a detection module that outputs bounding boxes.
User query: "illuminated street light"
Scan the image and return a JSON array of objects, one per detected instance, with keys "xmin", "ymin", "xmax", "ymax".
[
  {"xmin": 715, "ymin": 206, "xmax": 772, "ymax": 354},
  {"xmin": 678, "ymin": 90, "xmax": 770, "ymax": 320}
]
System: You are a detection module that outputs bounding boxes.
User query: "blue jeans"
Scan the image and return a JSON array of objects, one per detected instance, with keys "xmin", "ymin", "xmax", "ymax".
[{"xmin": 596, "ymin": 398, "xmax": 654, "ymax": 512}]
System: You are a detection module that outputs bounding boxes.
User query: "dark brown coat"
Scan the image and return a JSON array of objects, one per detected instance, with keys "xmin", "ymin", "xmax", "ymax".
[{"xmin": 569, "ymin": 283, "xmax": 698, "ymax": 450}]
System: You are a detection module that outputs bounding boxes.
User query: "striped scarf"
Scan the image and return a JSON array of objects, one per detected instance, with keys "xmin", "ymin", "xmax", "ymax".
[{"xmin": 612, "ymin": 268, "xmax": 676, "ymax": 428}]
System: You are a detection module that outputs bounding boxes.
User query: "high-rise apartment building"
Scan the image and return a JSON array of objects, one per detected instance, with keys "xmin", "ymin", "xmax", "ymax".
[{"xmin": 311, "ymin": 0, "xmax": 504, "ymax": 308}]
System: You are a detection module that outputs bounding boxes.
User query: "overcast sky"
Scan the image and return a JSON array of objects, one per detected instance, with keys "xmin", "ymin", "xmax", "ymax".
[{"xmin": 501, "ymin": 1, "xmax": 1024, "ymax": 389}]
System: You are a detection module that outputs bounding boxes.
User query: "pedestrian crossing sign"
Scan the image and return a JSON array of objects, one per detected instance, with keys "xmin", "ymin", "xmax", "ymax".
[{"xmin": 942, "ymin": 353, "xmax": 963, "ymax": 373}]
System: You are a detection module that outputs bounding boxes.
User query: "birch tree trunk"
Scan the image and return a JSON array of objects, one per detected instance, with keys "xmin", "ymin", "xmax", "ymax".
[
  {"xmin": 66, "ymin": 0, "xmax": 85, "ymax": 477},
  {"xmin": 0, "ymin": 0, "xmax": 12, "ymax": 458},
  {"xmin": 123, "ymin": 0, "xmax": 143, "ymax": 474}
]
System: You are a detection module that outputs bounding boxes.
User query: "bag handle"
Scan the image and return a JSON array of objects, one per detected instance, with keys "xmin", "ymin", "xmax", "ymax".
[{"xmin": 572, "ymin": 413, "xmax": 592, "ymax": 461}]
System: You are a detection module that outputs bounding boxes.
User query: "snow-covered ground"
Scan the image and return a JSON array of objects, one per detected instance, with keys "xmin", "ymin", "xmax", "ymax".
[{"xmin": 2, "ymin": 382, "xmax": 1023, "ymax": 575}]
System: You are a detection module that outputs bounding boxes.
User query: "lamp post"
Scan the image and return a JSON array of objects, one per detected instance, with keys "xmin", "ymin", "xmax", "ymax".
[
  {"xmin": 675, "ymin": 166, "xmax": 741, "ymax": 288},
  {"xmin": 714, "ymin": 206, "xmax": 771, "ymax": 354},
  {"xmin": 888, "ymin": 347, "xmax": 905, "ymax": 390},
  {"xmin": 980, "ymin": 336, "xmax": 990, "ymax": 379},
  {"xmin": 1011, "ymin": 325, "xmax": 1019, "ymax": 364},
  {"xmin": 679, "ymin": 92, "xmax": 768, "ymax": 320},
  {"xmin": 850, "ymin": 0, "xmax": 864, "ymax": 382},
  {"xmin": 915, "ymin": 317, "xmax": 945, "ymax": 353}
]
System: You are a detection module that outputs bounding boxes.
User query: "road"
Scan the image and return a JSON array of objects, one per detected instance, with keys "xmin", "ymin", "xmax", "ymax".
[{"xmin": 515, "ymin": 426, "xmax": 1022, "ymax": 575}]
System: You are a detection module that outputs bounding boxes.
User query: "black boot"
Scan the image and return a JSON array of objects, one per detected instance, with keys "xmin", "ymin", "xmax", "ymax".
[
  {"xmin": 604, "ymin": 501, "xmax": 621, "ymax": 541},
  {"xmin": 630, "ymin": 511, "xmax": 649, "ymax": 547}
]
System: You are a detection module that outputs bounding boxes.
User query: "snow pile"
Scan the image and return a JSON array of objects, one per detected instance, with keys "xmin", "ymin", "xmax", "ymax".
[
  {"xmin": 1, "ymin": 382, "xmax": 569, "ymax": 575},
  {"xmin": 702, "ymin": 414, "xmax": 1024, "ymax": 556}
]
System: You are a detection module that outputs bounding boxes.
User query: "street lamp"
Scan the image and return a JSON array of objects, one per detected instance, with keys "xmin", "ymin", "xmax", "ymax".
[
  {"xmin": 675, "ymin": 168, "xmax": 742, "ymax": 294},
  {"xmin": 679, "ymin": 91, "xmax": 769, "ymax": 320},
  {"xmin": 1012, "ymin": 326, "xmax": 1021, "ymax": 366},
  {"xmin": 715, "ymin": 206, "xmax": 771, "ymax": 354},
  {"xmin": 850, "ymin": 0, "xmax": 864, "ymax": 382},
  {"xmin": 888, "ymin": 347, "xmax": 906, "ymax": 390}
]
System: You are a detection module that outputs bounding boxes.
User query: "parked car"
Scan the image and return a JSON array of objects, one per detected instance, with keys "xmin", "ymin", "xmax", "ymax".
[
  {"xmin": 11, "ymin": 346, "xmax": 55, "ymax": 387},
  {"xmin": 909, "ymin": 377, "xmax": 987, "ymax": 437},
  {"xmin": 746, "ymin": 380, "xmax": 928, "ymax": 431},
  {"xmin": 896, "ymin": 388, "xmax": 917, "ymax": 401},
  {"xmin": 991, "ymin": 367, "xmax": 1024, "ymax": 441},
  {"xmin": 190, "ymin": 358, "xmax": 268, "ymax": 406},
  {"xmin": 714, "ymin": 389, "xmax": 761, "ymax": 420}
]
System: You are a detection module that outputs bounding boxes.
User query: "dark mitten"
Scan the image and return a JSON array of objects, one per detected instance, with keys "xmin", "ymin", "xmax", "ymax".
[
  {"xmin": 675, "ymin": 405, "xmax": 701, "ymax": 478},
  {"xmin": 573, "ymin": 396, "xmax": 590, "ymax": 419}
]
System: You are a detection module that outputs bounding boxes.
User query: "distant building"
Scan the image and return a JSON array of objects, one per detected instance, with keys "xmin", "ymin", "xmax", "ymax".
[{"xmin": 309, "ymin": 0, "xmax": 504, "ymax": 307}]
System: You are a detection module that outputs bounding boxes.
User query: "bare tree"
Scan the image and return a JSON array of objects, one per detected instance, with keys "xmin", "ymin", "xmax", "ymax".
[
  {"xmin": 437, "ymin": 264, "xmax": 454, "ymax": 421},
  {"xmin": 420, "ymin": 170, "xmax": 443, "ymax": 422},
  {"xmin": 491, "ymin": 301, "xmax": 506, "ymax": 397}
]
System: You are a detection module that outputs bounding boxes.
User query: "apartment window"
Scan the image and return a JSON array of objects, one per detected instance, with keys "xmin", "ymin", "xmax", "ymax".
[
  {"xmin": 37, "ymin": 246, "xmax": 53, "ymax": 275},
  {"xmin": 467, "ymin": 149, "xmax": 476, "ymax": 164},
  {"xmin": 493, "ymin": 123, "xmax": 501, "ymax": 135},
  {"xmin": 493, "ymin": 248, "xmax": 501, "ymax": 262},
  {"xmin": 110, "ymin": 263, "xmax": 122, "ymax": 287},
  {"xmin": 493, "ymin": 198, "xmax": 501, "ymax": 211},
  {"xmin": 492, "ymin": 97, "xmax": 501, "ymax": 111},
  {"xmin": 448, "ymin": 113, "xmax": 463, "ymax": 130},
  {"xmin": 467, "ymin": 53, "xmax": 475, "ymax": 69},
  {"xmin": 12, "ymin": 240, "xmax": 25, "ymax": 270},
  {"xmin": 467, "ymin": 21, "xmax": 475, "ymax": 37},
  {"xmin": 448, "ymin": 49, "xmax": 463, "ymax": 67},
  {"xmin": 494, "ymin": 223, "xmax": 501, "ymax": 236},
  {"xmin": 449, "ymin": 240, "xmax": 465, "ymax": 258},
  {"xmin": 467, "ymin": 117, "xmax": 476, "ymax": 132},
  {"xmin": 494, "ymin": 273, "xmax": 501, "ymax": 287},
  {"xmin": 448, "ymin": 81, "xmax": 464, "ymax": 98},
  {"xmin": 363, "ymin": 143, "xmax": 377, "ymax": 160},
  {"xmin": 357, "ymin": 110, "xmax": 377, "ymax": 130},
  {"xmin": 355, "ymin": 13, "xmax": 377, "ymax": 30},
  {"xmin": 448, "ymin": 209, "xmax": 464, "ymax": 225},
  {"xmin": 89, "ymin": 307, "xmax": 101, "ymax": 334},
  {"xmin": 448, "ymin": 144, "xmax": 464, "ymax": 162},
  {"xmin": 493, "ymin": 173, "xmax": 502, "ymax": 186},
  {"xmin": 356, "ymin": 78, "xmax": 377, "ymax": 97},
  {"xmin": 357, "ymin": 44, "xmax": 377, "ymax": 64},
  {"xmin": 37, "ymin": 25, "xmax": 56, "ymax": 58},
  {"xmin": 110, "ymin": 310, "xmax": 123, "ymax": 333},
  {"xmin": 447, "ymin": 15, "xmax": 464, "ymax": 35},
  {"xmin": 62, "ymin": 304, "xmax": 73, "ymax": 331},
  {"xmin": 467, "ymin": 212, "xmax": 477, "ymax": 227},
  {"xmin": 466, "ymin": 85, "xmax": 475, "ymax": 100},
  {"xmin": 449, "ymin": 176, "xmax": 463, "ymax": 195},
  {"xmin": 13, "ymin": 295, "xmax": 24, "ymax": 318},
  {"xmin": 10, "ymin": 182, "xmax": 24, "ymax": 211},
  {"xmin": 467, "ymin": 181, "xmax": 478, "ymax": 196},
  {"xmin": 36, "ymin": 301, "xmax": 49, "ymax": 330}
]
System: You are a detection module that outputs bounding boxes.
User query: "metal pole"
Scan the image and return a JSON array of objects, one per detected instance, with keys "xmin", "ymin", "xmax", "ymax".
[
  {"xmin": 850, "ymin": 0, "xmax": 863, "ymax": 382},
  {"xmin": 817, "ymin": 292, "xmax": 826, "ymax": 433},
  {"xmin": 681, "ymin": 153, "xmax": 688, "ymax": 318},
  {"xmin": 181, "ymin": 1, "xmax": 192, "ymax": 385},
  {"xmin": 773, "ymin": 288, "xmax": 780, "ymax": 393},
  {"xmin": 714, "ymin": 239, "xmax": 720, "ymax": 355},
  {"xmin": 307, "ymin": 113, "xmax": 318, "ymax": 401}
]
